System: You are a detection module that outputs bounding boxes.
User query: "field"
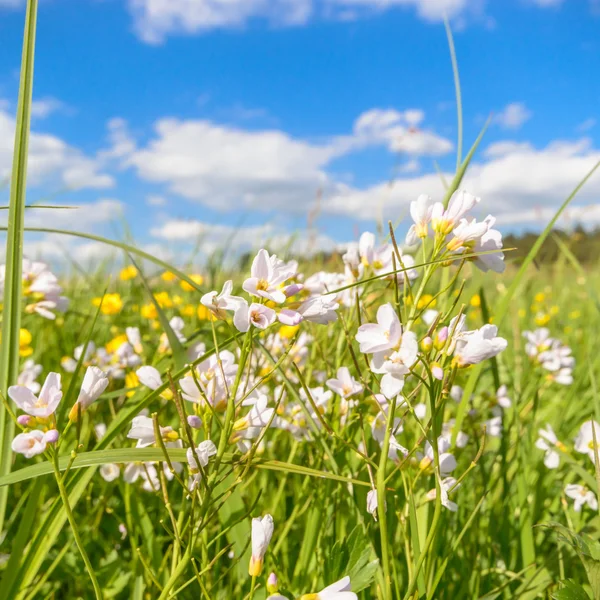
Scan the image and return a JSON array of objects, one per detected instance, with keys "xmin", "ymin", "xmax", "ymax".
[{"xmin": 2, "ymin": 3, "xmax": 600, "ymax": 600}]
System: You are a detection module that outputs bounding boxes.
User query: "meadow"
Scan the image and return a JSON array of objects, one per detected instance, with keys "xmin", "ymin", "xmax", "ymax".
[{"xmin": 2, "ymin": 2, "xmax": 600, "ymax": 600}]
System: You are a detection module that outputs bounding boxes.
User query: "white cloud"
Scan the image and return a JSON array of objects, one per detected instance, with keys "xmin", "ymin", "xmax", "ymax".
[
  {"xmin": 0, "ymin": 198, "xmax": 124, "ymax": 233},
  {"xmin": 325, "ymin": 0, "xmax": 476, "ymax": 22},
  {"xmin": 577, "ymin": 118, "xmax": 597, "ymax": 133},
  {"xmin": 146, "ymin": 195, "xmax": 167, "ymax": 207},
  {"xmin": 31, "ymin": 97, "xmax": 66, "ymax": 119},
  {"xmin": 128, "ymin": 0, "xmax": 313, "ymax": 44},
  {"xmin": 0, "ymin": 109, "xmax": 113, "ymax": 190},
  {"xmin": 493, "ymin": 102, "xmax": 532, "ymax": 130},
  {"xmin": 123, "ymin": 109, "xmax": 451, "ymax": 212},
  {"xmin": 494, "ymin": 203, "xmax": 600, "ymax": 227},
  {"xmin": 323, "ymin": 137, "xmax": 600, "ymax": 225},
  {"xmin": 150, "ymin": 217, "xmax": 340, "ymax": 257}
]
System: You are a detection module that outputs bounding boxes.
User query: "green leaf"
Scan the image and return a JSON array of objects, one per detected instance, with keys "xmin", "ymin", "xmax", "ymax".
[
  {"xmin": 552, "ymin": 580, "xmax": 591, "ymax": 600},
  {"xmin": 0, "ymin": 0, "xmax": 38, "ymax": 536},
  {"xmin": 0, "ymin": 448, "xmax": 370, "ymax": 489}
]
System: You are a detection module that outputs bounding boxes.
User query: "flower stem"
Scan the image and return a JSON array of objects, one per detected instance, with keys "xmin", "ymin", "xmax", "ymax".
[
  {"xmin": 51, "ymin": 452, "xmax": 103, "ymax": 600},
  {"xmin": 377, "ymin": 395, "xmax": 396, "ymax": 600}
]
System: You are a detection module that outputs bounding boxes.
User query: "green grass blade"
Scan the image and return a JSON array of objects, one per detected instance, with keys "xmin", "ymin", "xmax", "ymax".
[
  {"xmin": 444, "ymin": 16, "xmax": 463, "ymax": 172},
  {"xmin": 0, "ymin": 0, "xmax": 38, "ymax": 536},
  {"xmin": 3, "ymin": 226, "xmax": 205, "ymax": 293},
  {"xmin": 0, "ymin": 448, "xmax": 369, "ymax": 488}
]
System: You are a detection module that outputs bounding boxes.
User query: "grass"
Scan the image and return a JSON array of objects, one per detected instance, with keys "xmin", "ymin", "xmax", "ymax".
[{"xmin": 2, "ymin": 2, "xmax": 600, "ymax": 599}]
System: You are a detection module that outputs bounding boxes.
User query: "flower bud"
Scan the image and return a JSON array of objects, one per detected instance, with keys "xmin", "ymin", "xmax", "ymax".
[
  {"xmin": 45, "ymin": 429, "xmax": 59, "ymax": 444},
  {"xmin": 267, "ymin": 572, "xmax": 279, "ymax": 594},
  {"xmin": 187, "ymin": 415, "xmax": 203, "ymax": 429},
  {"xmin": 420, "ymin": 336, "xmax": 433, "ymax": 352},
  {"xmin": 17, "ymin": 415, "xmax": 31, "ymax": 427},
  {"xmin": 431, "ymin": 363, "xmax": 444, "ymax": 381},
  {"xmin": 435, "ymin": 326, "xmax": 449, "ymax": 349}
]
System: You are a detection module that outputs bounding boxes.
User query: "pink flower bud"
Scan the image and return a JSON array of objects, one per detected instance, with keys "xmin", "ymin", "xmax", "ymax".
[
  {"xmin": 437, "ymin": 326, "xmax": 449, "ymax": 343},
  {"xmin": 17, "ymin": 415, "xmax": 31, "ymax": 427},
  {"xmin": 421, "ymin": 336, "xmax": 433, "ymax": 352},
  {"xmin": 45, "ymin": 429, "xmax": 59, "ymax": 444},
  {"xmin": 267, "ymin": 572, "xmax": 279, "ymax": 593},
  {"xmin": 187, "ymin": 415, "xmax": 203, "ymax": 429},
  {"xmin": 432, "ymin": 365, "xmax": 444, "ymax": 381},
  {"xmin": 284, "ymin": 283, "xmax": 303, "ymax": 297}
]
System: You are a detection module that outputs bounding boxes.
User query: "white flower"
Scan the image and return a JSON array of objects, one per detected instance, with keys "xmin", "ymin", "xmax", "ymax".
[
  {"xmin": 535, "ymin": 425, "xmax": 564, "ymax": 469},
  {"xmin": 100, "ymin": 464, "xmax": 120, "ymax": 482},
  {"xmin": 421, "ymin": 437, "xmax": 457, "ymax": 475},
  {"xmin": 305, "ymin": 576, "xmax": 357, "ymax": 599},
  {"xmin": 446, "ymin": 217, "xmax": 489, "ymax": 253},
  {"xmin": 326, "ymin": 367, "xmax": 363, "ymax": 399},
  {"xmin": 233, "ymin": 395, "xmax": 274, "ymax": 440},
  {"xmin": 405, "ymin": 194, "xmax": 434, "ymax": 244},
  {"xmin": 249, "ymin": 514, "xmax": 274, "ymax": 576},
  {"xmin": 72, "ymin": 366, "xmax": 109, "ymax": 413},
  {"xmin": 127, "ymin": 415, "xmax": 176, "ymax": 448},
  {"xmin": 243, "ymin": 249, "xmax": 292, "ymax": 304},
  {"xmin": 17, "ymin": 360, "xmax": 42, "ymax": 394},
  {"xmin": 355, "ymin": 303, "xmax": 402, "ymax": 354},
  {"xmin": 366, "ymin": 489, "xmax": 383, "ymax": 521},
  {"xmin": 126, "ymin": 327, "xmax": 143, "ymax": 354},
  {"xmin": 472, "ymin": 215, "xmax": 505, "ymax": 273},
  {"xmin": 431, "ymin": 189, "xmax": 480, "ymax": 235},
  {"xmin": 496, "ymin": 385, "xmax": 511, "ymax": 409},
  {"xmin": 201, "ymin": 280, "xmax": 245, "ymax": 318},
  {"xmin": 186, "ymin": 440, "xmax": 218, "ymax": 472},
  {"xmin": 565, "ymin": 484, "xmax": 598, "ymax": 512},
  {"xmin": 370, "ymin": 330, "xmax": 418, "ymax": 399},
  {"xmin": 11, "ymin": 430, "xmax": 49, "ymax": 458},
  {"xmin": 297, "ymin": 294, "xmax": 339, "ymax": 325},
  {"xmin": 454, "ymin": 324, "xmax": 507, "ymax": 366},
  {"xmin": 574, "ymin": 420, "xmax": 600, "ymax": 463},
  {"xmin": 8, "ymin": 372, "xmax": 62, "ymax": 417},
  {"xmin": 427, "ymin": 476, "xmax": 459, "ymax": 512},
  {"xmin": 234, "ymin": 301, "xmax": 277, "ymax": 333},
  {"xmin": 136, "ymin": 366, "xmax": 164, "ymax": 391}
]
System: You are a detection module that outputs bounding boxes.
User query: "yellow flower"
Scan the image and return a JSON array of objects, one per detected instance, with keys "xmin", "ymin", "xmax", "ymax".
[
  {"xmin": 549, "ymin": 305, "xmax": 559, "ymax": 316},
  {"xmin": 19, "ymin": 328, "xmax": 33, "ymax": 357},
  {"xmin": 106, "ymin": 334, "xmax": 128, "ymax": 355},
  {"xmin": 119, "ymin": 265, "xmax": 137, "ymax": 281},
  {"xmin": 161, "ymin": 271, "xmax": 177, "ymax": 283},
  {"xmin": 534, "ymin": 312, "xmax": 551, "ymax": 327},
  {"xmin": 93, "ymin": 293, "xmax": 123, "ymax": 315},
  {"xmin": 182, "ymin": 304, "xmax": 195, "ymax": 317},
  {"xmin": 534, "ymin": 292, "xmax": 546, "ymax": 303},
  {"xmin": 470, "ymin": 294, "xmax": 481, "ymax": 308},
  {"xmin": 197, "ymin": 305, "xmax": 216, "ymax": 321},
  {"xmin": 125, "ymin": 371, "xmax": 139, "ymax": 398},
  {"xmin": 417, "ymin": 294, "xmax": 436, "ymax": 310},
  {"xmin": 518, "ymin": 308, "xmax": 526, "ymax": 318},
  {"xmin": 154, "ymin": 291, "xmax": 173, "ymax": 308},
  {"xmin": 181, "ymin": 274, "xmax": 204, "ymax": 292},
  {"xmin": 279, "ymin": 325, "xmax": 300, "ymax": 339},
  {"xmin": 141, "ymin": 303, "xmax": 158, "ymax": 320},
  {"xmin": 569, "ymin": 310, "xmax": 581, "ymax": 320}
]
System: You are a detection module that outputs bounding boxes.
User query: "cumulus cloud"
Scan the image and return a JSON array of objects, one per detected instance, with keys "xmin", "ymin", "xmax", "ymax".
[
  {"xmin": 128, "ymin": 0, "xmax": 313, "ymax": 44},
  {"xmin": 0, "ymin": 108, "xmax": 113, "ymax": 190},
  {"xmin": 150, "ymin": 217, "xmax": 341, "ymax": 257},
  {"xmin": 323, "ymin": 137, "xmax": 600, "ymax": 225},
  {"xmin": 493, "ymin": 102, "xmax": 532, "ymax": 130},
  {"xmin": 122, "ymin": 108, "xmax": 451, "ymax": 212}
]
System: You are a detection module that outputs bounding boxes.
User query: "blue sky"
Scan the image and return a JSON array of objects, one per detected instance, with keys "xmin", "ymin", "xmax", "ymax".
[{"xmin": 0, "ymin": 0, "xmax": 599, "ymax": 263}]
